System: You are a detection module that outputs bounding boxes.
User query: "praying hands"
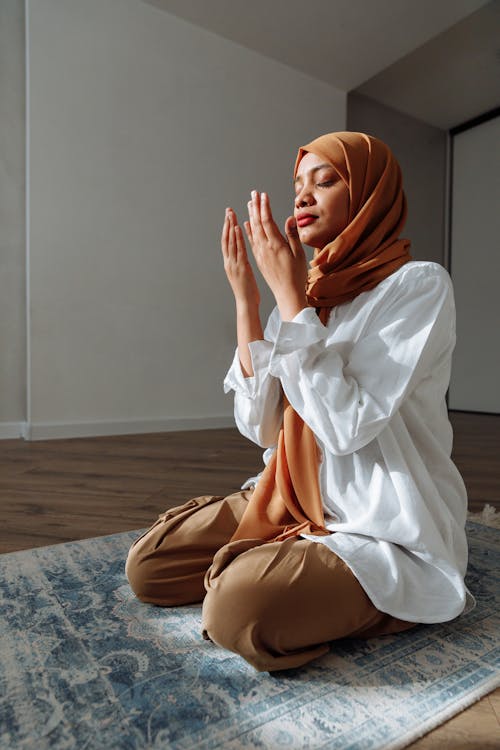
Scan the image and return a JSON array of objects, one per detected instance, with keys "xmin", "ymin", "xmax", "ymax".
[{"xmin": 221, "ymin": 191, "xmax": 308, "ymax": 323}]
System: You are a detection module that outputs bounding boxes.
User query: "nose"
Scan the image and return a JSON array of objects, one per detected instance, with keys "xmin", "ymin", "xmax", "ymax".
[{"xmin": 295, "ymin": 184, "xmax": 315, "ymax": 209}]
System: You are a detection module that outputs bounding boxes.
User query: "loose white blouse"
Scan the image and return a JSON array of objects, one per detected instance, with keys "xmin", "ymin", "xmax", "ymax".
[{"xmin": 224, "ymin": 261, "xmax": 473, "ymax": 623}]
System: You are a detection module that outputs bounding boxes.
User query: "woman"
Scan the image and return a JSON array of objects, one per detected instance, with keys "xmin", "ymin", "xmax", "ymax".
[{"xmin": 126, "ymin": 131, "xmax": 471, "ymax": 672}]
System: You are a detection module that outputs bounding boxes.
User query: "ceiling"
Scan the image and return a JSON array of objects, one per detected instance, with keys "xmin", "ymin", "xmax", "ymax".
[
  {"xmin": 357, "ymin": 1, "xmax": 500, "ymax": 128},
  {"xmin": 143, "ymin": 0, "xmax": 499, "ymax": 130}
]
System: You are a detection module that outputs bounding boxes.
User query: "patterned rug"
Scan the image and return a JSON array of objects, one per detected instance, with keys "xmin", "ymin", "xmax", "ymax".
[{"xmin": 0, "ymin": 522, "xmax": 498, "ymax": 750}]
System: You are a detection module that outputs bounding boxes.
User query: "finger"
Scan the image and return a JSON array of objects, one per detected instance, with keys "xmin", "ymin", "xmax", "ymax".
[
  {"xmin": 243, "ymin": 220, "xmax": 254, "ymax": 248},
  {"xmin": 285, "ymin": 216, "xmax": 305, "ymax": 258},
  {"xmin": 228, "ymin": 219, "xmax": 238, "ymax": 262},
  {"xmin": 221, "ymin": 209, "xmax": 231, "ymax": 259},
  {"xmin": 234, "ymin": 224, "xmax": 248, "ymax": 261},
  {"xmin": 228, "ymin": 206, "xmax": 240, "ymax": 226},
  {"xmin": 248, "ymin": 190, "xmax": 266, "ymax": 244},
  {"xmin": 230, "ymin": 210, "xmax": 246, "ymax": 263},
  {"xmin": 229, "ymin": 209, "xmax": 241, "ymax": 260},
  {"xmin": 260, "ymin": 192, "xmax": 290, "ymax": 249},
  {"xmin": 259, "ymin": 192, "xmax": 281, "ymax": 240}
]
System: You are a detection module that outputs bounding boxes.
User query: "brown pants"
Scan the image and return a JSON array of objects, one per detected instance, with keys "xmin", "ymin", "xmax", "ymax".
[{"xmin": 125, "ymin": 491, "xmax": 414, "ymax": 671}]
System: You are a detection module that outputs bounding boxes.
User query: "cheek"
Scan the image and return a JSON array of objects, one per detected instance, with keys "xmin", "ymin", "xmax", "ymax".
[
  {"xmin": 328, "ymin": 190, "xmax": 350, "ymax": 232},
  {"xmin": 336, "ymin": 186, "xmax": 350, "ymax": 231}
]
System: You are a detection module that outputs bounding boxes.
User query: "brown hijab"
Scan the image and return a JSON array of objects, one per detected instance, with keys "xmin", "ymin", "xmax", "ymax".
[{"xmin": 231, "ymin": 132, "xmax": 412, "ymax": 543}]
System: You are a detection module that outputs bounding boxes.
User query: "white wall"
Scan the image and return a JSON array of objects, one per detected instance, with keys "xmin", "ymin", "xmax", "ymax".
[
  {"xmin": 24, "ymin": 0, "xmax": 345, "ymax": 439},
  {"xmin": 0, "ymin": 0, "xmax": 26, "ymax": 437},
  {"xmin": 347, "ymin": 92, "xmax": 446, "ymax": 265}
]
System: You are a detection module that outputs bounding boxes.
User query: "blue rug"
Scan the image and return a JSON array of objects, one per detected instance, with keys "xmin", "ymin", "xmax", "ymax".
[{"xmin": 0, "ymin": 522, "xmax": 498, "ymax": 750}]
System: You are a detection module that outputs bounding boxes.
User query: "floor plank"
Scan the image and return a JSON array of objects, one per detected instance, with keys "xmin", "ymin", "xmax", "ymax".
[
  {"xmin": 408, "ymin": 688, "xmax": 500, "ymax": 749},
  {"xmin": 488, "ymin": 688, "xmax": 500, "ymax": 724},
  {"xmin": 0, "ymin": 428, "xmax": 264, "ymax": 551}
]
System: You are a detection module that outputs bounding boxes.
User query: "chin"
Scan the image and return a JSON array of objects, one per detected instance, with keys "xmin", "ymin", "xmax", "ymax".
[
  {"xmin": 302, "ymin": 239, "xmax": 319, "ymax": 249},
  {"xmin": 298, "ymin": 226, "xmax": 316, "ymax": 243},
  {"xmin": 299, "ymin": 228, "xmax": 327, "ymax": 249}
]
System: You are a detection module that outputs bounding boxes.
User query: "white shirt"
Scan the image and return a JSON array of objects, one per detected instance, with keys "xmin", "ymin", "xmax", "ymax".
[{"xmin": 224, "ymin": 261, "xmax": 473, "ymax": 623}]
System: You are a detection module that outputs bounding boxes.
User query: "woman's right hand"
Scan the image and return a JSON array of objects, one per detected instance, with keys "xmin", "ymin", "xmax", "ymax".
[{"xmin": 221, "ymin": 207, "xmax": 261, "ymax": 310}]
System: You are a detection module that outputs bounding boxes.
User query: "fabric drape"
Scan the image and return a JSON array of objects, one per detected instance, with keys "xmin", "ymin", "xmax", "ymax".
[{"xmin": 231, "ymin": 132, "xmax": 412, "ymax": 543}]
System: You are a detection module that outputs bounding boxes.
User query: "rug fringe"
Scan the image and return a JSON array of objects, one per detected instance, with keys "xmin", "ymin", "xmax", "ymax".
[
  {"xmin": 385, "ymin": 676, "xmax": 500, "ymax": 750},
  {"xmin": 467, "ymin": 503, "xmax": 500, "ymax": 529}
]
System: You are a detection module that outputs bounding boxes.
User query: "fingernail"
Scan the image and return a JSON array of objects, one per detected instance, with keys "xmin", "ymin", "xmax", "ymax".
[{"xmin": 251, "ymin": 190, "xmax": 257, "ymax": 199}]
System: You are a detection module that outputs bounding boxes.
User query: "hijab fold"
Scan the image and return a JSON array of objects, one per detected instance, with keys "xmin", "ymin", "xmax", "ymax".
[{"xmin": 231, "ymin": 132, "xmax": 412, "ymax": 544}]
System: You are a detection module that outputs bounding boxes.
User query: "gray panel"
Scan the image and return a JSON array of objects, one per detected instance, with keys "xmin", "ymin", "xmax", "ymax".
[{"xmin": 449, "ymin": 115, "xmax": 500, "ymax": 413}]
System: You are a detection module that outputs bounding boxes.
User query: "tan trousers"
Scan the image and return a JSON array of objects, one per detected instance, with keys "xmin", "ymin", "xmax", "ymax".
[{"xmin": 125, "ymin": 491, "xmax": 415, "ymax": 671}]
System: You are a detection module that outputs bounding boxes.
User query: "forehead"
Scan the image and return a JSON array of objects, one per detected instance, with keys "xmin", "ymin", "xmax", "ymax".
[{"xmin": 295, "ymin": 151, "xmax": 334, "ymax": 179}]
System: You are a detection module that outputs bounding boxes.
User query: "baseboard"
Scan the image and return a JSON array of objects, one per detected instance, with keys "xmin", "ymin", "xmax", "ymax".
[
  {"xmin": 0, "ymin": 422, "xmax": 29, "ymax": 439},
  {"xmin": 20, "ymin": 415, "xmax": 235, "ymax": 441}
]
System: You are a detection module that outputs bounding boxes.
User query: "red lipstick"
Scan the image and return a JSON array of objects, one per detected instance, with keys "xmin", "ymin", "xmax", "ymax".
[{"xmin": 296, "ymin": 214, "xmax": 317, "ymax": 227}]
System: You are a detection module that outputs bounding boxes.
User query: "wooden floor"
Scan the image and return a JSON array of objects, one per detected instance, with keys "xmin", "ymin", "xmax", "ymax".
[{"xmin": 0, "ymin": 410, "xmax": 498, "ymax": 748}]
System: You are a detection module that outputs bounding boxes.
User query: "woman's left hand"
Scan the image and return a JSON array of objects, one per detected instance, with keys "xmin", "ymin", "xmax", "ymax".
[{"xmin": 245, "ymin": 190, "xmax": 308, "ymax": 321}]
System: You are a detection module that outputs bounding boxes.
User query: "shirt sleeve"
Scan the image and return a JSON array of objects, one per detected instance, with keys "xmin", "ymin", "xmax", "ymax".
[
  {"xmin": 268, "ymin": 266, "xmax": 456, "ymax": 456},
  {"xmin": 223, "ymin": 307, "xmax": 283, "ymax": 448}
]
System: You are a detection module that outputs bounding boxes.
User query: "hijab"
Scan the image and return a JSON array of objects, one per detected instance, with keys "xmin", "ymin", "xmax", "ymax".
[{"xmin": 231, "ymin": 132, "xmax": 412, "ymax": 543}]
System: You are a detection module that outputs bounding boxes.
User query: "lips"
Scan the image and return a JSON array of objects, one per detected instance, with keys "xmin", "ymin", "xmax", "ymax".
[{"xmin": 296, "ymin": 214, "xmax": 317, "ymax": 228}]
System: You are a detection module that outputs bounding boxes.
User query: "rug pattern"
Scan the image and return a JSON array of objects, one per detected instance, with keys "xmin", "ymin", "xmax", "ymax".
[{"xmin": 0, "ymin": 522, "xmax": 498, "ymax": 750}]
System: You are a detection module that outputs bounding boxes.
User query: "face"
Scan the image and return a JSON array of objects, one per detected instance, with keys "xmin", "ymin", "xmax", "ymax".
[{"xmin": 293, "ymin": 151, "xmax": 350, "ymax": 249}]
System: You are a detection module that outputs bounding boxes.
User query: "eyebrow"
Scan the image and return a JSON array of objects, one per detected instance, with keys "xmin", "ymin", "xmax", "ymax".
[{"xmin": 293, "ymin": 163, "xmax": 335, "ymax": 184}]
